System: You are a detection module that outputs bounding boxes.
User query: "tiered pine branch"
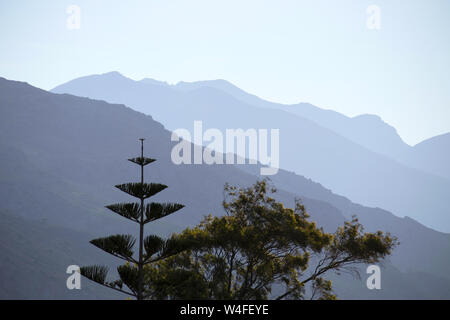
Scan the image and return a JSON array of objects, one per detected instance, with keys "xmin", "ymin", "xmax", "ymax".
[{"xmin": 80, "ymin": 139, "xmax": 185, "ymax": 299}]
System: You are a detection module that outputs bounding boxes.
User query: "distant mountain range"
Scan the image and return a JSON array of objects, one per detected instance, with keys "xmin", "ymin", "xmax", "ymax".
[
  {"xmin": 52, "ymin": 72, "xmax": 450, "ymax": 232},
  {"xmin": 1, "ymin": 76, "xmax": 450, "ymax": 299},
  {"xmin": 174, "ymin": 77, "xmax": 450, "ymax": 181}
]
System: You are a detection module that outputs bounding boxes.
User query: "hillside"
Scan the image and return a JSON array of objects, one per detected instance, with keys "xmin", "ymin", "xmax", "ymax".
[
  {"xmin": 52, "ymin": 72, "xmax": 450, "ymax": 231},
  {"xmin": 1, "ymin": 77, "xmax": 449, "ymax": 299}
]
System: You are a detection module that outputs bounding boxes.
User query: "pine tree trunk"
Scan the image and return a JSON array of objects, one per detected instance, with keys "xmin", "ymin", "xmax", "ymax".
[{"xmin": 137, "ymin": 140, "xmax": 145, "ymax": 300}]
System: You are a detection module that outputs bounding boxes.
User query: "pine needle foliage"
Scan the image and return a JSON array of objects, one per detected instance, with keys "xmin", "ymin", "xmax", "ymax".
[{"xmin": 80, "ymin": 139, "xmax": 185, "ymax": 299}]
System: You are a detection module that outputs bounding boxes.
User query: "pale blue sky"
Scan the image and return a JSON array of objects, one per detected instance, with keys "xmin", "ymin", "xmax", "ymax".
[{"xmin": 1, "ymin": 0, "xmax": 449, "ymax": 145}]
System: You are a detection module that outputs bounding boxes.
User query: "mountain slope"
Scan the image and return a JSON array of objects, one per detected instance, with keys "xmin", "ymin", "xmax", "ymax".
[
  {"xmin": 1, "ymin": 77, "xmax": 450, "ymax": 299},
  {"xmin": 0, "ymin": 210, "xmax": 123, "ymax": 299},
  {"xmin": 52, "ymin": 72, "xmax": 450, "ymax": 232},
  {"xmin": 172, "ymin": 79, "xmax": 411, "ymax": 159},
  {"xmin": 407, "ymin": 133, "xmax": 450, "ymax": 180},
  {"xmin": 172, "ymin": 78, "xmax": 450, "ymax": 182}
]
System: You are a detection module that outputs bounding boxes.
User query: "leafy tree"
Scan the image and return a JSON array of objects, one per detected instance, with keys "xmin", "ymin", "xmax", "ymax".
[
  {"xmin": 80, "ymin": 139, "xmax": 185, "ymax": 300},
  {"xmin": 144, "ymin": 180, "xmax": 397, "ymax": 300}
]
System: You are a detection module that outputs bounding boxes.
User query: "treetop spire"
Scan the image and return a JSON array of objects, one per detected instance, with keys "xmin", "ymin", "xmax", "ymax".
[{"xmin": 80, "ymin": 138, "xmax": 185, "ymax": 299}]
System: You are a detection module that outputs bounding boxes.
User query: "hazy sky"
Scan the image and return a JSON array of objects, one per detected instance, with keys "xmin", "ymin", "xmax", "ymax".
[{"xmin": 1, "ymin": 0, "xmax": 449, "ymax": 145}]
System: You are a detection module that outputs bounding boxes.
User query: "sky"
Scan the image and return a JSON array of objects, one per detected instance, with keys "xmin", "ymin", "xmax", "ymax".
[{"xmin": 0, "ymin": 0, "xmax": 449, "ymax": 145}]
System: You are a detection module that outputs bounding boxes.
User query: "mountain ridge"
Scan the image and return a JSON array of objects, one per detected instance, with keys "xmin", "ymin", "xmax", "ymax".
[
  {"xmin": 51, "ymin": 72, "xmax": 450, "ymax": 232},
  {"xmin": 2, "ymin": 76, "xmax": 450, "ymax": 299}
]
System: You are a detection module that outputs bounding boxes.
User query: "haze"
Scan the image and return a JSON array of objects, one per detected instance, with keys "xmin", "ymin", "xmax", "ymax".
[{"xmin": 0, "ymin": 0, "xmax": 449, "ymax": 145}]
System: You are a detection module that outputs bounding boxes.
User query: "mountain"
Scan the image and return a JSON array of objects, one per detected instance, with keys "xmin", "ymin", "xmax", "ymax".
[
  {"xmin": 171, "ymin": 78, "xmax": 450, "ymax": 182},
  {"xmin": 1, "ymin": 76, "xmax": 450, "ymax": 299},
  {"xmin": 52, "ymin": 72, "xmax": 450, "ymax": 232},
  {"xmin": 173, "ymin": 79, "xmax": 411, "ymax": 159},
  {"xmin": 407, "ymin": 133, "xmax": 450, "ymax": 180},
  {"xmin": 0, "ymin": 210, "xmax": 123, "ymax": 299},
  {"xmin": 238, "ymin": 164, "xmax": 450, "ymax": 281},
  {"xmin": 178, "ymin": 79, "xmax": 450, "ymax": 181}
]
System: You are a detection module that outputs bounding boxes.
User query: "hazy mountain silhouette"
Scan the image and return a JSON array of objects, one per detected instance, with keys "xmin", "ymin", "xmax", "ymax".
[
  {"xmin": 0, "ymin": 210, "xmax": 124, "ymax": 299},
  {"xmin": 406, "ymin": 133, "xmax": 450, "ymax": 180},
  {"xmin": 52, "ymin": 72, "xmax": 450, "ymax": 232},
  {"xmin": 171, "ymin": 78, "xmax": 450, "ymax": 181},
  {"xmin": 173, "ymin": 78, "xmax": 409, "ymax": 157},
  {"xmin": 1, "ymin": 77, "xmax": 450, "ymax": 299},
  {"xmin": 171, "ymin": 80, "xmax": 450, "ymax": 182}
]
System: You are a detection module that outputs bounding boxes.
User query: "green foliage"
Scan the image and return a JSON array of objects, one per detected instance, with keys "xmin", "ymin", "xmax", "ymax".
[
  {"xmin": 80, "ymin": 265, "xmax": 108, "ymax": 284},
  {"xmin": 332, "ymin": 218, "xmax": 396, "ymax": 262},
  {"xmin": 144, "ymin": 180, "xmax": 397, "ymax": 300},
  {"xmin": 144, "ymin": 235, "xmax": 192, "ymax": 263},
  {"xmin": 311, "ymin": 278, "xmax": 336, "ymax": 300},
  {"xmin": 115, "ymin": 182, "xmax": 168, "ymax": 199},
  {"xmin": 105, "ymin": 203, "xmax": 141, "ymax": 222},
  {"xmin": 90, "ymin": 234, "xmax": 136, "ymax": 262},
  {"xmin": 144, "ymin": 253, "xmax": 210, "ymax": 300},
  {"xmin": 145, "ymin": 202, "xmax": 185, "ymax": 223},
  {"xmin": 144, "ymin": 235, "xmax": 165, "ymax": 259},
  {"xmin": 117, "ymin": 263, "xmax": 139, "ymax": 295},
  {"xmin": 128, "ymin": 157, "xmax": 156, "ymax": 166},
  {"xmin": 104, "ymin": 202, "xmax": 185, "ymax": 225}
]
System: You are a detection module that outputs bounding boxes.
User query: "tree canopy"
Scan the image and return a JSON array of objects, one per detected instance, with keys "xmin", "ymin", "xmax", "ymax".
[{"xmin": 144, "ymin": 180, "xmax": 397, "ymax": 300}]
